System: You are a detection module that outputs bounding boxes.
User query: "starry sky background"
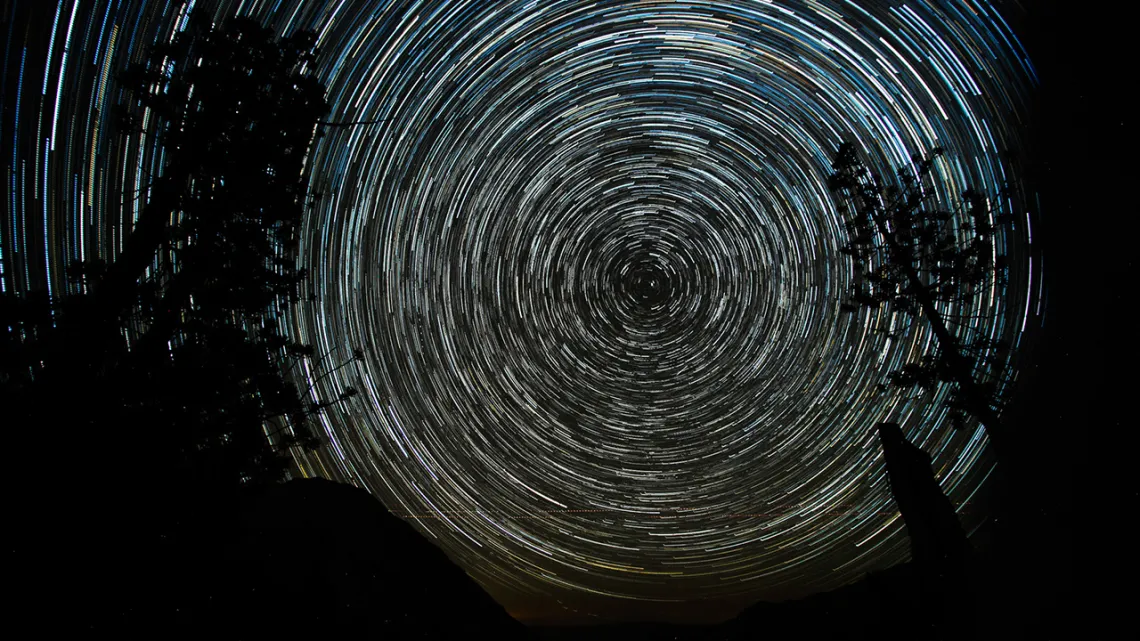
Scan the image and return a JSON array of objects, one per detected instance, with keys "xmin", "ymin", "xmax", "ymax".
[{"xmin": 2, "ymin": 0, "xmax": 1050, "ymax": 624}]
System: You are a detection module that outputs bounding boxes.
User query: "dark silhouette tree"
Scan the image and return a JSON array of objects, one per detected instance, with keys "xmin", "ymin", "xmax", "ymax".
[
  {"xmin": 96, "ymin": 15, "xmax": 327, "ymax": 329},
  {"xmin": 4, "ymin": 14, "xmax": 386, "ymax": 636},
  {"xmin": 876, "ymin": 422, "xmax": 974, "ymax": 639},
  {"xmin": 6, "ymin": 15, "xmax": 358, "ymax": 491},
  {"xmin": 828, "ymin": 143, "xmax": 1018, "ymax": 456},
  {"xmin": 101, "ymin": 15, "xmax": 355, "ymax": 488},
  {"xmin": 876, "ymin": 422, "xmax": 971, "ymax": 568}
]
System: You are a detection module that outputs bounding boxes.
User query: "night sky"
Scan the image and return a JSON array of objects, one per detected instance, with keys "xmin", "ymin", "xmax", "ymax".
[{"xmin": 3, "ymin": 0, "xmax": 1085, "ymax": 626}]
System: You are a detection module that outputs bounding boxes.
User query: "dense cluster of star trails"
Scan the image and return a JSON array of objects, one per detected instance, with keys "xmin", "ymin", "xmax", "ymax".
[{"xmin": 3, "ymin": 0, "xmax": 1041, "ymax": 615}]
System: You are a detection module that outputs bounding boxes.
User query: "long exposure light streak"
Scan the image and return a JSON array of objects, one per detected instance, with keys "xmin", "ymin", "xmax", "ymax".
[{"xmin": 2, "ymin": 0, "xmax": 1040, "ymax": 611}]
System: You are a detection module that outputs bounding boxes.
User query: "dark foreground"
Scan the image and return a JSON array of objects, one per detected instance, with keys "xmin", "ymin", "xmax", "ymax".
[{"xmin": 31, "ymin": 473, "xmax": 1087, "ymax": 639}]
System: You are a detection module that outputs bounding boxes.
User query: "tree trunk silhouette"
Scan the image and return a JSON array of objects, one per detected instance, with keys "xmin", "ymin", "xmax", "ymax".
[
  {"xmin": 877, "ymin": 421, "xmax": 973, "ymax": 637},
  {"xmin": 877, "ymin": 422, "xmax": 971, "ymax": 568},
  {"xmin": 874, "ymin": 215, "xmax": 1008, "ymax": 458}
]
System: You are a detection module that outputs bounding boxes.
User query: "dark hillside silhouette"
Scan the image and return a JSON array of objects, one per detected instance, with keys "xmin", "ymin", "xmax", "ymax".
[{"xmin": 115, "ymin": 478, "xmax": 533, "ymax": 638}]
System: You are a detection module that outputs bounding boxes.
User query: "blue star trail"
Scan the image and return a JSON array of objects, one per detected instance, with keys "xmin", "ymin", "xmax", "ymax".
[{"xmin": 2, "ymin": 0, "xmax": 1041, "ymax": 616}]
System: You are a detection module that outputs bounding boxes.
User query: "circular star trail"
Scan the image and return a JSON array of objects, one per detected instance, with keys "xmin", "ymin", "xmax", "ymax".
[{"xmin": 3, "ymin": 0, "xmax": 1042, "ymax": 614}]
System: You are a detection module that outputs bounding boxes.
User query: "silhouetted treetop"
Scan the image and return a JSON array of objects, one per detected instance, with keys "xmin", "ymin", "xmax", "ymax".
[{"xmin": 829, "ymin": 142, "xmax": 1017, "ymax": 453}]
